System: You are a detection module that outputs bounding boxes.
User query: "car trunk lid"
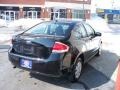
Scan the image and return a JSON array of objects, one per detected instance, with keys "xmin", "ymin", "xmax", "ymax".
[{"xmin": 12, "ymin": 35, "xmax": 56, "ymax": 59}]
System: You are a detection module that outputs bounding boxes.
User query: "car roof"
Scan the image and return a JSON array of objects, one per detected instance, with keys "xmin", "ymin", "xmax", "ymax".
[{"xmin": 51, "ymin": 19, "xmax": 85, "ymax": 25}]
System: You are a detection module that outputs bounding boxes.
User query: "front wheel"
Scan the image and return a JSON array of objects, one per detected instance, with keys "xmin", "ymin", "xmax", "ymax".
[{"xmin": 69, "ymin": 58, "xmax": 82, "ymax": 82}]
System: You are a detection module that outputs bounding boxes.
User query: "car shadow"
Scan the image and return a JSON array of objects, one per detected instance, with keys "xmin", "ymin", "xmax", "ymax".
[{"xmin": 30, "ymin": 50, "xmax": 118, "ymax": 89}]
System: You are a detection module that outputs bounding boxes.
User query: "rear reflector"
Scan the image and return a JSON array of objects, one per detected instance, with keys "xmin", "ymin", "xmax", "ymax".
[{"xmin": 52, "ymin": 42, "xmax": 69, "ymax": 53}]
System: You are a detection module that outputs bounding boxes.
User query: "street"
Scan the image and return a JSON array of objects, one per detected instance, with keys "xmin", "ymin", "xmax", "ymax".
[{"xmin": 0, "ymin": 24, "xmax": 120, "ymax": 90}]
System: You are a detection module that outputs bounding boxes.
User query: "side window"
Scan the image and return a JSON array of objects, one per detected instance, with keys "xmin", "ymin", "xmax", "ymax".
[
  {"xmin": 84, "ymin": 24, "xmax": 95, "ymax": 36},
  {"xmin": 79, "ymin": 25, "xmax": 87, "ymax": 38},
  {"xmin": 73, "ymin": 24, "xmax": 87, "ymax": 39},
  {"xmin": 74, "ymin": 25, "xmax": 82, "ymax": 39}
]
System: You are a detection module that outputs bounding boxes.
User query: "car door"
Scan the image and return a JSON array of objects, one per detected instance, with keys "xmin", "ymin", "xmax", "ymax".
[
  {"xmin": 70, "ymin": 24, "xmax": 90, "ymax": 62},
  {"xmin": 83, "ymin": 23, "xmax": 100, "ymax": 56},
  {"xmin": 78, "ymin": 24, "xmax": 91, "ymax": 62}
]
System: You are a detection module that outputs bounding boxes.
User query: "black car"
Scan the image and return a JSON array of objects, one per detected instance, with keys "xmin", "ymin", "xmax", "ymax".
[{"xmin": 8, "ymin": 20, "xmax": 102, "ymax": 82}]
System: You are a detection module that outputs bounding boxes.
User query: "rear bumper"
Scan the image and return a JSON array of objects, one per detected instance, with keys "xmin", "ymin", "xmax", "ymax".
[{"xmin": 8, "ymin": 48, "xmax": 63, "ymax": 77}]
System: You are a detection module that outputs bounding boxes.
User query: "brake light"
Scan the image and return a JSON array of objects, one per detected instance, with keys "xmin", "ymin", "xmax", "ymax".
[{"xmin": 52, "ymin": 42, "xmax": 69, "ymax": 53}]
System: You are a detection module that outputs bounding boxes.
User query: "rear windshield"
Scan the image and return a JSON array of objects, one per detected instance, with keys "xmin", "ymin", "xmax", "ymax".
[{"xmin": 24, "ymin": 21, "xmax": 74, "ymax": 37}]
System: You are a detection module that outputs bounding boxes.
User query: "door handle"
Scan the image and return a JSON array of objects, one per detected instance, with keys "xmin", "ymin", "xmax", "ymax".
[
  {"xmin": 82, "ymin": 38, "xmax": 88, "ymax": 42},
  {"xmin": 89, "ymin": 35, "xmax": 94, "ymax": 40},
  {"xmin": 90, "ymin": 37, "xmax": 92, "ymax": 40}
]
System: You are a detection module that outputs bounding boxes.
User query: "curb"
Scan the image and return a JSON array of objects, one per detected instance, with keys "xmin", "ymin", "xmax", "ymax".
[{"xmin": 116, "ymin": 61, "xmax": 120, "ymax": 90}]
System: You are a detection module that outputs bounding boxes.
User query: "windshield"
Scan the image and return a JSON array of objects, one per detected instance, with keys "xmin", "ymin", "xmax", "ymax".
[{"xmin": 24, "ymin": 21, "xmax": 74, "ymax": 37}]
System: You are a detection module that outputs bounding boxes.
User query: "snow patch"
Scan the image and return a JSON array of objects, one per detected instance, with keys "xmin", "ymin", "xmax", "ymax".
[
  {"xmin": 8, "ymin": 18, "xmax": 45, "ymax": 29},
  {"xmin": 0, "ymin": 19, "xmax": 7, "ymax": 27},
  {"xmin": 87, "ymin": 17, "xmax": 112, "ymax": 33},
  {"xmin": 0, "ymin": 34, "xmax": 11, "ymax": 42}
]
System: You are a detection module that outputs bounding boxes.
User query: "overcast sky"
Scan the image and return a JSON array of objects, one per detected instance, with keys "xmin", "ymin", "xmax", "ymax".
[
  {"xmin": 98, "ymin": 0, "xmax": 119, "ymax": 9},
  {"xmin": 91, "ymin": 0, "xmax": 120, "ymax": 13}
]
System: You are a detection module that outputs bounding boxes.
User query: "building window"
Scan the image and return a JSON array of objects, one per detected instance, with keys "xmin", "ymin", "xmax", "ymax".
[
  {"xmin": 0, "ymin": 11, "xmax": 5, "ymax": 19},
  {"xmin": 59, "ymin": 9, "xmax": 67, "ymax": 18},
  {"xmin": 0, "ymin": 6, "xmax": 19, "ymax": 21},
  {"xmin": 23, "ymin": 7, "xmax": 41, "ymax": 19},
  {"xmin": 23, "ymin": 11, "xmax": 41, "ymax": 19},
  {"xmin": 72, "ymin": 10, "xmax": 84, "ymax": 19},
  {"xmin": 50, "ymin": 9, "xmax": 67, "ymax": 20},
  {"xmin": 0, "ymin": 10, "xmax": 19, "ymax": 21},
  {"xmin": 15, "ymin": 11, "xmax": 19, "ymax": 19}
]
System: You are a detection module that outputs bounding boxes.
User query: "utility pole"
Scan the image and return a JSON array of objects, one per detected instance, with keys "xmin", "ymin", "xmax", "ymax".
[
  {"xmin": 83, "ymin": 0, "xmax": 86, "ymax": 21},
  {"xmin": 112, "ymin": 0, "xmax": 115, "ymax": 9},
  {"xmin": 76, "ymin": 0, "xmax": 86, "ymax": 21}
]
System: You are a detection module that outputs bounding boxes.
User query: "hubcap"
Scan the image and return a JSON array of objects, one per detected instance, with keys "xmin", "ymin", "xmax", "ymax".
[{"xmin": 75, "ymin": 61, "xmax": 82, "ymax": 79}]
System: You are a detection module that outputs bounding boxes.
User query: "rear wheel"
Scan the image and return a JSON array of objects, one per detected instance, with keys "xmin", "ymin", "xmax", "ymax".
[{"xmin": 69, "ymin": 58, "xmax": 82, "ymax": 82}]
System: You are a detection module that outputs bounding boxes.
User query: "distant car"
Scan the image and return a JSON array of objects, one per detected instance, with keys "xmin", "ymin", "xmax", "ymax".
[{"xmin": 8, "ymin": 20, "xmax": 102, "ymax": 82}]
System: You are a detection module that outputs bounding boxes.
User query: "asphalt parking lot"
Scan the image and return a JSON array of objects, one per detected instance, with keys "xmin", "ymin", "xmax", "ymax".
[
  {"xmin": 0, "ymin": 50, "xmax": 116, "ymax": 90},
  {"xmin": 0, "ymin": 24, "xmax": 120, "ymax": 90}
]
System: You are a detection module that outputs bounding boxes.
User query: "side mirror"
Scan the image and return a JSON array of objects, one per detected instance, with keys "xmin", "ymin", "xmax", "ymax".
[{"xmin": 95, "ymin": 32, "xmax": 102, "ymax": 36}]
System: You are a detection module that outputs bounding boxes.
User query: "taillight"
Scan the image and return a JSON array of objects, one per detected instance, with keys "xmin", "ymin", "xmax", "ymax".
[{"xmin": 52, "ymin": 42, "xmax": 69, "ymax": 53}]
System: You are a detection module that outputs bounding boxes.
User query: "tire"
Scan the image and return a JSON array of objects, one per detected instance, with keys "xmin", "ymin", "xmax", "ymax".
[{"xmin": 69, "ymin": 58, "xmax": 82, "ymax": 82}]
